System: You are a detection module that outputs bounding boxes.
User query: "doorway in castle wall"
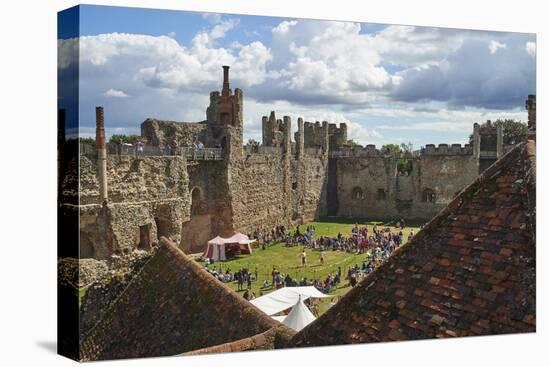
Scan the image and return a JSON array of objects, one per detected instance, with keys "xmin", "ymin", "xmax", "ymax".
[{"xmin": 181, "ymin": 186, "xmax": 213, "ymax": 254}]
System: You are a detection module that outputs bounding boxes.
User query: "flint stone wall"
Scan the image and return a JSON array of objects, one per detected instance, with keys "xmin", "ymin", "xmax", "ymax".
[
  {"xmin": 335, "ymin": 154, "xmax": 479, "ymax": 220},
  {"xmin": 76, "ymin": 155, "xmax": 191, "ymax": 259},
  {"xmin": 227, "ymin": 152, "xmax": 328, "ymax": 233}
]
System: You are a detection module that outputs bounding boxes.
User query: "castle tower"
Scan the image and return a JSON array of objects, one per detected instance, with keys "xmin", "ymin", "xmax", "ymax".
[
  {"xmin": 206, "ymin": 65, "xmax": 243, "ymax": 128},
  {"xmin": 204, "ymin": 66, "xmax": 244, "ymax": 158},
  {"xmin": 95, "ymin": 106, "xmax": 109, "ymax": 204},
  {"xmin": 283, "ymin": 116, "xmax": 292, "ymax": 155},
  {"xmin": 296, "ymin": 117, "xmax": 304, "ymax": 159}
]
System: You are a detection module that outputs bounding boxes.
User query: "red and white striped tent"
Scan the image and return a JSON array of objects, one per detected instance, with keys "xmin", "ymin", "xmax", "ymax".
[{"xmin": 203, "ymin": 233, "xmax": 255, "ymax": 261}]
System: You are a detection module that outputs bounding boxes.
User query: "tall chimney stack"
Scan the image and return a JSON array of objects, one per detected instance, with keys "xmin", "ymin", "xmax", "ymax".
[
  {"xmin": 95, "ymin": 106, "xmax": 108, "ymax": 204},
  {"xmin": 222, "ymin": 65, "xmax": 230, "ymax": 96}
]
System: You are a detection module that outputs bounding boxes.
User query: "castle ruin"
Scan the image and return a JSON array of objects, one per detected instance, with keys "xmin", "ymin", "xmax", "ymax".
[{"xmin": 61, "ymin": 66, "xmax": 534, "ymax": 260}]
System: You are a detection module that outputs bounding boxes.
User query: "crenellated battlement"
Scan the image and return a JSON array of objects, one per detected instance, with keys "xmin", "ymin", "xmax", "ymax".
[
  {"xmin": 421, "ymin": 143, "xmax": 473, "ymax": 156},
  {"xmin": 259, "ymin": 109, "xmax": 349, "ymax": 157},
  {"xmin": 328, "ymin": 122, "xmax": 348, "ymax": 149},
  {"xmin": 330, "ymin": 143, "xmax": 474, "ymax": 158}
]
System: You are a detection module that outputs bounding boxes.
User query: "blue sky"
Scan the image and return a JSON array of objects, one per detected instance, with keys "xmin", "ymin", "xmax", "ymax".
[{"xmin": 58, "ymin": 5, "xmax": 536, "ymax": 147}]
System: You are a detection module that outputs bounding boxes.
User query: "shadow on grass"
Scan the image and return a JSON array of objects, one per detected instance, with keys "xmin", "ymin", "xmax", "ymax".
[{"xmin": 314, "ymin": 217, "xmax": 426, "ymax": 227}]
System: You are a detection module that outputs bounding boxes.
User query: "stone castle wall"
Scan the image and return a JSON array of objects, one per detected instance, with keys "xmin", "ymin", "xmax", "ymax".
[
  {"xmin": 333, "ymin": 148, "xmax": 479, "ymax": 220},
  {"xmin": 75, "ymin": 155, "xmax": 191, "ymax": 259},
  {"xmin": 74, "ymin": 129, "xmax": 481, "ymax": 258},
  {"xmin": 180, "ymin": 160, "xmax": 233, "ymax": 254},
  {"xmin": 226, "ymin": 149, "xmax": 327, "ymax": 233},
  {"xmin": 69, "ymin": 67, "xmax": 510, "ymax": 260}
]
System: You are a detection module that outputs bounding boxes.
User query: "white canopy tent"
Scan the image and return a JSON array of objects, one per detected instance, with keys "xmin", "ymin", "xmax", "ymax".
[
  {"xmin": 250, "ymin": 286, "xmax": 328, "ymax": 316},
  {"xmin": 277, "ymin": 296, "xmax": 317, "ymax": 331}
]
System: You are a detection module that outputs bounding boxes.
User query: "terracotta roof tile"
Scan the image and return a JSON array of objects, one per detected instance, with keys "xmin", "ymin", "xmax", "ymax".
[
  {"xmin": 80, "ymin": 238, "xmax": 282, "ymax": 361},
  {"xmin": 289, "ymin": 141, "xmax": 536, "ymax": 347}
]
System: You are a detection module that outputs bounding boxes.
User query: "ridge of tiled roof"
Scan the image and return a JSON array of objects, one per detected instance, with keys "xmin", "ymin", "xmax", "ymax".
[
  {"xmin": 183, "ymin": 324, "xmax": 296, "ymax": 356},
  {"xmin": 290, "ymin": 140, "xmax": 536, "ymax": 347},
  {"xmin": 80, "ymin": 237, "xmax": 281, "ymax": 361}
]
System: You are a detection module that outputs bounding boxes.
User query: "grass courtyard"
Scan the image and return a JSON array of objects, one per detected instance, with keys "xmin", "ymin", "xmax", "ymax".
[{"xmin": 197, "ymin": 218, "xmax": 422, "ymax": 315}]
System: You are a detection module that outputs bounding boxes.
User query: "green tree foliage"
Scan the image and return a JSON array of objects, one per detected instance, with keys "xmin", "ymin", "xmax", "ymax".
[
  {"xmin": 109, "ymin": 134, "xmax": 141, "ymax": 144},
  {"xmin": 383, "ymin": 143, "xmax": 414, "ymax": 175},
  {"xmin": 382, "ymin": 143, "xmax": 401, "ymax": 154},
  {"xmin": 79, "ymin": 137, "xmax": 95, "ymax": 145},
  {"xmin": 469, "ymin": 119, "xmax": 527, "ymax": 146},
  {"xmin": 346, "ymin": 139, "xmax": 362, "ymax": 147}
]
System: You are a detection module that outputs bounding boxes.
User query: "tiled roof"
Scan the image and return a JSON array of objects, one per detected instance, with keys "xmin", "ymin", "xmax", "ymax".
[
  {"xmin": 291, "ymin": 141, "xmax": 536, "ymax": 347},
  {"xmin": 80, "ymin": 238, "xmax": 284, "ymax": 361},
  {"xmin": 183, "ymin": 324, "xmax": 295, "ymax": 356}
]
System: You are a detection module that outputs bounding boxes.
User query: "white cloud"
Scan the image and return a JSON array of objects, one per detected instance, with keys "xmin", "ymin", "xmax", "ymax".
[
  {"xmin": 62, "ymin": 30, "xmax": 271, "ymax": 134},
  {"xmin": 526, "ymin": 41, "xmax": 536, "ymax": 57},
  {"xmin": 391, "ymin": 38, "xmax": 535, "ymax": 109},
  {"xmin": 209, "ymin": 19, "xmax": 239, "ymax": 41},
  {"xmin": 201, "ymin": 13, "xmax": 222, "ymax": 24},
  {"xmin": 103, "ymin": 88, "xmax": 129, "ymax": 98},
  {"xmin": 272, "ymin": 20, "xmax": 297, "ymax": 35},
  {"xmin": 260, "ymin": 20, "xmax": 394, "ymax": 105},
  {"xmin": 376, "ymin": 108, "xmax": 527, "ymax": 132},
  {"xmin": 66, "ymin": 31, "xmax": 272, "ymax": 94},
  {"xmin": 64, "ymin": 16, "xmax": 535, "ymax": 147},
  {"xmin": 488, "ymin": 40, "xmax": 507, "ymax": 54}
]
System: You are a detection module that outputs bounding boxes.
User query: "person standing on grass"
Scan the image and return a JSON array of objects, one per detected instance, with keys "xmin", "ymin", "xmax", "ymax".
[
  {"xmin": 320, "ymin": 249, "xmax": 325, "ymax": 265},
  {"xmin": 300, "ymin": 249, "xmax": 307, "ymax": 267}
]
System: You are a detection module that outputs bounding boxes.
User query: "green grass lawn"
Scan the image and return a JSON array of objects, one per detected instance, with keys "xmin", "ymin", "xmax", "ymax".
[{"xmin": 197, "ymin": 218, "xmax": 422, "ymax": 315}]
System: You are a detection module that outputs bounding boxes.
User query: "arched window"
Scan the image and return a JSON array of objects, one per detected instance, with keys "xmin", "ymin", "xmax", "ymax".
[
  {"xmin": 352, "ymin": 187, "xmax": 364, "ymax": 200},
  {"xmin": 377, "ymin": 188, "xmax": 386, "ymax": 201},
  {"xmin": 422, "ymin": 188, "xmax": 436, "ymax": 203}
]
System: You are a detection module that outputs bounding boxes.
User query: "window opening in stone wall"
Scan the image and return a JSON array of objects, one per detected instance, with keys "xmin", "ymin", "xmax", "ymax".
[
  {"xmin": 352, "ymin": 187, "xmax": 364, "ymax": 200},
  {"xmin": 138, "ymin": 224, "xmax": 151, "ymax": 250},
  {"xmin": 422, "ymin": 188, "xmax": 436, "ymax": 203}
]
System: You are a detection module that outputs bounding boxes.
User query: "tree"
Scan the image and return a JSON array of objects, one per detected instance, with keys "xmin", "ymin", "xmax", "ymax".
[
  {"xmin": 246, "ymin": 138, "xmax": 260, "ymax": 147},
  {"xmin": 346, "ymin": 139, "xmax": 362, "ymax": 147},
  {"xmin": 400, "ymin": 142, "xmax": 414, "ymax": 154},
  {"xmin": 109, "ymin": 134, "xmax": 141, "ymax": 144},
  {"xmin": 79, "ymin": 137, "xmax": 95, "ymax": 145},
  {"xmin": 382, "ymin": 144, "xmax": 401, "ymax": 154},
  {"xmin": 383, "ymin": 142, "xmax": 414, "ymax": 175},
  {"xmin": 469, "ymin": 119, "xmax": 527, "ymax": 146}
]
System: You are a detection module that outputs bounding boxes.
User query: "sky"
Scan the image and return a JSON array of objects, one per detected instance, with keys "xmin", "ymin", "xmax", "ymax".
[{"xmin": 58, "ymin": 5, "xmax": 536, "ymax": 148}]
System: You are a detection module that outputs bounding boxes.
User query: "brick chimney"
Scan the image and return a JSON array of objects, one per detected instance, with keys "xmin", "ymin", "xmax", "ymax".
[
  {"xmin": 222, "ymin": 65, "xmax": 230, "ymax": 96},
  {"xmin": 95, "ymin": 106, "xmax": 108, "ymax": 204}
]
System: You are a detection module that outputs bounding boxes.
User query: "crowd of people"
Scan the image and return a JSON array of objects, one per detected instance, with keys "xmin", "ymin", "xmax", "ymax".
[{"xmin": 203, "ymin": 220, "xmax": 418, "ymax": 300}]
